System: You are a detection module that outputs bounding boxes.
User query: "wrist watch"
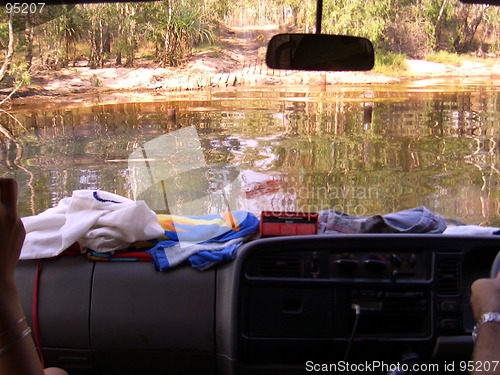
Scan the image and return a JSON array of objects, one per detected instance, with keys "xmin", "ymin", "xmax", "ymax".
[{"xmin": 472, "ymin": 312, "xmax": 500, "ymax": 342}]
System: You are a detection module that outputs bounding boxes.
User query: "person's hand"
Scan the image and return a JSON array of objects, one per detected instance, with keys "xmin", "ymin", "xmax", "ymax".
[
  {"xmin": 0, "ymin": 179, "xmax": 47, "ymax": 375},
  {"xmin": 471, "ymin": 272, "xmax": 500, "ymax": 320},
  {"xmin": 0, "ymin": 178, "xmax": 25, "ymax": 287}
]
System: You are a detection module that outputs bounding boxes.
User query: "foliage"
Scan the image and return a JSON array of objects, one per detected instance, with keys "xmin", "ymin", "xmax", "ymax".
[
  {"xmin": 10, "ymin": 61, "xmax": 30, "ymax": 85},
  {"xmin": 0, "ymin": 0, "xmax": 498, "ymax": 84},
  {"xmin": 223, "ymin": 0, "xmax": 293, "ymax": 26},
  {"xmin": 193, "ymin": 42, "xmax": 223, "ymax": 58},
  {"xmin": 52, "ymin": 6, "xmax": 86, "ymax": 67},
  {"xmin": 322, "ymin": 0, "xmax": 393, "ymax": 44},
  {"xmin": 287, "ymin": 0, "xmax": 499, "ymax": 58},
  {"xmin": 141, "ymin": 0, "xmax": 216, "ymax": 67},
  {"xmin": 89, "ymin": 73, "xmax": 102, "ymax": 87},
  {"xmin": 477, "ymin": 4, "xmax": 500, "ymax": 54},
  {"xmin": 373, "ymin": 51, "xmax": 408, "ymax": 75},
  {"xmin": 425, "ymin": 50, "xmax": 461, "ymax": 66}
]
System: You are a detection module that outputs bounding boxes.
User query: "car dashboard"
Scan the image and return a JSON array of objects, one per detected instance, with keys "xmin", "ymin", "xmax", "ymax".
[{"xmin": 15, "ymin": 234, "xmax": 500, "ymax": 374}]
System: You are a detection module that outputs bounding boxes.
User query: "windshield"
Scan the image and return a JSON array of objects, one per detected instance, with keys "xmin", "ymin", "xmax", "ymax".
[{"xmin": 0, "ymin": 1, "xmax": 499, "ymax": 227}]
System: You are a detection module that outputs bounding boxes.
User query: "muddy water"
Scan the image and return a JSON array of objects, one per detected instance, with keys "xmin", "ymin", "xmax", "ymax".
[{"xmin": 1, "ymin": 84, "xmax": 499, "ymax": 226}]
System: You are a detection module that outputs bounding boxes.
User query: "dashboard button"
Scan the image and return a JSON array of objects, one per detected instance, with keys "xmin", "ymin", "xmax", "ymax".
[
  {"xmin": 439, "ymin": 301, "xmax": 460, "ymax": 312},
  {"xmin": 440, "ymin": 318, "xmax": 459, "ymax": 330}
]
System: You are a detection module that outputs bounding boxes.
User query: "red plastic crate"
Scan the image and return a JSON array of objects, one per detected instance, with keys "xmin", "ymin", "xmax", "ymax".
[{"xmin": 260, "ymin": 211, "xmax": 318, "ymax": 237}]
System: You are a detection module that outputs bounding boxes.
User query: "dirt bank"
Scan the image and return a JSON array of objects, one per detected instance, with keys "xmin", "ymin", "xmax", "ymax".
[{"xmin": 3, "ymin": 24, "xmax": 500, "ymax": 108}]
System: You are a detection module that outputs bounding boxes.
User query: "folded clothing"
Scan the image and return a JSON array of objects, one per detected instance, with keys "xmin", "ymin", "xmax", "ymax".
[
  {"xmin": 21, "ymin": 190, "xmax": 165, "ymax": 259},
  {"xmin": 147, "ymin": 211, "xmax": 259, "ymax": 271},
  {"xmin": 319, "ymin": 207, "xmax": 447, "ymax": 234}
]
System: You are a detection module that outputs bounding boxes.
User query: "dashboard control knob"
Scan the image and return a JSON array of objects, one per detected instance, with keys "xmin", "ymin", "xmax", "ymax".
[
  {"xmin": 409, "ymin": 253, "xmax": 417, "ymax": 268},
  {"xmin": 391, "ymin": 254, "xmax": 402, "ymax": 267},
  {"xmin": 364, "ymin": 254, "xmax": 387, "ymax": 271},
  {"xmin": 335, "ymin": 259, "xmax": 359, "ymax": 272}
]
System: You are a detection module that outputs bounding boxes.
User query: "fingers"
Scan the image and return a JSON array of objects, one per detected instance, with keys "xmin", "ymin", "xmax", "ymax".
[{"xmin": 0, "ymin": 178, "xmax": 18, "ymax": 215}]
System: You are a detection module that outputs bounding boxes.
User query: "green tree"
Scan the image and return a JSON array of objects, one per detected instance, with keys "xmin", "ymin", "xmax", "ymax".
[
  {"xmin": 114, "ymin": 3, "xmax": 139, "ymax": 67},
  {"xmin": 453, "ymin": 3, "xmax": 488, "ymax": 53},
  {"xmin": 85, "ymin": 4, "xmax": 108, "ymax": 69},
  {"xmin": 57, "ymin": 6, "xmax": 85, "ymax": 67},
  {"xmin": 0, "ymin": 11, "xmax": 15, "ymax": 82},
  {"xmin": 424, "ymin": 0, "xmax": 452, "ymax": 50},
  {"xmin": 481, "ymin": 5, "xmax": 500, "ymax": 54},
  {"xmin": 320, "ymin": 0, "xmax": 394, "ymax": 47},
  {"xmin": 145, "ymin": 0, "xmax": 215, "ymax": 67}
]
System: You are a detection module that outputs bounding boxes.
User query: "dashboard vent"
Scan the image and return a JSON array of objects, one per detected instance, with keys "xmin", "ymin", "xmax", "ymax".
[
  {"xmin": 259, "ymin": 256, "xmax": 303, "ymax": 277},
  {"xmin": 437, "ymin": 259, "xmax": 460, "ymax": 296}
]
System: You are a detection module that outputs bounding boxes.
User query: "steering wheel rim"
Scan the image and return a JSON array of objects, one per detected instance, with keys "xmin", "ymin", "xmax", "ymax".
[{"xmin": 490, "ymin": 251, "xmax": 500, "ymax": 278}]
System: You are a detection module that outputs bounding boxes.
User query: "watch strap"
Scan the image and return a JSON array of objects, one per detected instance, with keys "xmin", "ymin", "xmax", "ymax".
[{"xmin": 472, "ymin": 312, "xmax": 500, "ymax": 342}]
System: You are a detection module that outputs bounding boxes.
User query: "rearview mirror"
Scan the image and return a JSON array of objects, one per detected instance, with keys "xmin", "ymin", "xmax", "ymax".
[{"xmin": 266, "ymin": 34, "xmax": 374, "ymax": 71}]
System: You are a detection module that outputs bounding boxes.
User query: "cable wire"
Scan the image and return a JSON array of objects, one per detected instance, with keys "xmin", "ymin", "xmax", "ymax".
[{"xmin": 344, "ymin": 304, "xmax": 361, "ymax": 362}]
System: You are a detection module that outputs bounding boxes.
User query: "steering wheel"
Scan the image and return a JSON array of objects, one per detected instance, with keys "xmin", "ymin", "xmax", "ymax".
[{"xmin": 490, "ymin": 251, "xmax": 500, "ymax": 278}]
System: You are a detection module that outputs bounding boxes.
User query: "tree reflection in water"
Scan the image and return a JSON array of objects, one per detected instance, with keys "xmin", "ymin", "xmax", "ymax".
[{"xmin": 0, "ymin": 86, "xmax": 498, "ymax": 226}]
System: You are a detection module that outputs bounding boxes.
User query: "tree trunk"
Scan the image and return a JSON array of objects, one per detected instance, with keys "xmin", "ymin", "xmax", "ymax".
[
  {"xmin": 0, "ymin": 13, "xmax": 15, "ymax": 82},
  {"xmin": 62, "ymin": 32, "xmax": 70, "ymax": 68},
  {"xmin": 124, "ymin": 4, "xmax": 136, "ymax": 67},
  {"xmin": 89, "ymin": 11, "xmax": 105, "ymax": 69},
  {"xmin": 103, "ymin": 25, "xmax": 111, "ymax": 54},
  {"xmin": 25, "ymin": 16, "xmax": 34, "ymax": 68},
  {"xmin": 115, "ymin": 3, "xmax": 123, "ymax": 66},
  {"xmin": 454, "ymin": 4, "xmax": 487, "ymax": 53},
  {"xmin": 115, "ymin": 50, "xmax": 122, "ymax": 66},
  {"xmin": 99, "ymin": 18, "xmax": 104, "ymax": 67},
  {"xmin": 434, "ymin": 0, "xmax": 448, "ymax": 50},
  {"xmin": 89, "ymin": 16, "xmax": 98, "ymax": 68}
]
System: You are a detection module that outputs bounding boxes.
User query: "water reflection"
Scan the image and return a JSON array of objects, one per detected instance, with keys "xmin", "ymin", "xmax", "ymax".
[{"xmin": 1, "ymin": 85, "xmax": 499, "ymax": 226}]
